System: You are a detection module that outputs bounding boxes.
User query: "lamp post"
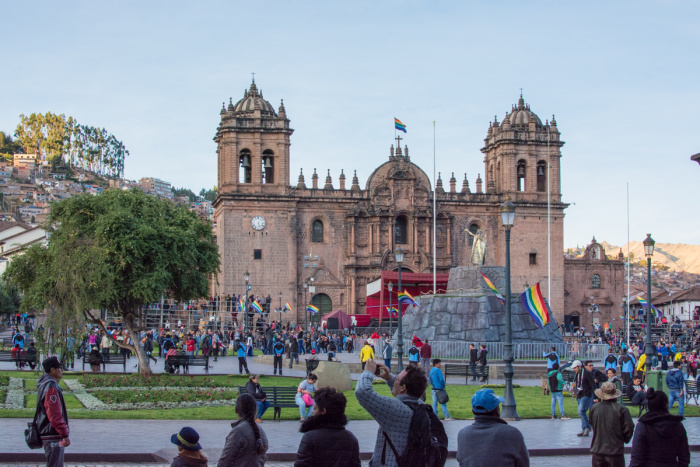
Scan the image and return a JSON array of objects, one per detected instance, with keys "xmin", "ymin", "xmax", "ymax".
[
  {"xmin": 244, "ymin": 270, "xmax": 250, "ymax": 334},
  {"xmin": 388, "ymin": 281, "xmax": 394, "ymax": 336},
  {"xmin": 309, "ymin": 278, "xmax": 316, "ymax": 331},
  {"xmin": 500, "ymin": 199, "xmax": 520, "ymax": 420},
  {"xmin": 621, "ymin": 295, "xmax": 628, "ymax": 346},
  {"xmin": 395, "ymin": 247, "xmax": 405, "ymax": 373},
  {"xmin": 643, "ymin": 234, "xmax": 655, "ymax": 375},
  {"xmin": 303, "ymin": 282, "xmax": 308, "ymax": 333}
]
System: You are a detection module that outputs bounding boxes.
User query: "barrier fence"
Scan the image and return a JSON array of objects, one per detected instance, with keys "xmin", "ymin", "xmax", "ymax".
[{"xmin": 368, "ymin": 340, "xmax": 609, "ymax": 362}]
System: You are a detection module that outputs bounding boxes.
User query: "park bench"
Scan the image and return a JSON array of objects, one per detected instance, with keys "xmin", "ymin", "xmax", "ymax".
[
  {"xmin": 166, "ymin": 355, "xmax": 210, "ymax": 375},
  {"xmin": 238, "ymin": 385, "xmax": 299, "ymax": 421},
  {"xmin": 618, "ymin": 384, "xmax": 647, "ymax": 417},
  {"xmin": 444, "ymin": 364, "xmax": 489, "ymax": 384},
  {"xmin": 685, "ymin": 379, "xmax": 699, "ymax": 405},
  {"xmin": 0, "ymin": 350, "xmax": 39, "ymax": 369},
  {"xmin": 2, "ymin": 337, "xmax": 34, "ymax": 349},
  {"xmin": 82, "ymin": 353, "xmax": 127, "ymax": 373}
]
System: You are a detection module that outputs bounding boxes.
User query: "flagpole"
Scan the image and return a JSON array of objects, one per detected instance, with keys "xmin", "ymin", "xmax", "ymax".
[
  {"xmin": 626, "ymin": 182, "xmax": 630, "ymax": 347},
  {"xmin": 433, "ymin": 120, "xmax": 437, "ymax": 295},
  {"xmin": 547, "ymin": 126, "xmax": 551, "ymax": 307}
]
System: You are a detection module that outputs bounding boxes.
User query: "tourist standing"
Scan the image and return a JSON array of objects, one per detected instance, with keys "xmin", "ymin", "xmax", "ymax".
[
  {"xmin": 429, "ymin": 359, "xmax": 453, "ymax": 421},
  {"xmin": 237, "ymin": 338, "xmax": 250, "ymax": 375},
  {"xmin": 457, "ymin": 388, "xmax": 529, "ymax": 467},
  {"xmin": 666, "ymin": 360, "xmax": 685, "ymax": 416},
  {"xmin": 273, "ymin": 335, "xmax": 285, "ymax": 375},
  {"xmin": 36, "ymin": 357, "xmax": 70, "ymax": 467},
  {"xmin": 289, "ymin": 337, "xmax": 299, "ymax": 369},
  {"xmin": 543, "ymin": 346, "xmax": 559, "ymax": 371},
  {"xmin": 629, "ymin": 388, "xmax": 690, "ymax": 466},
  {"xmin": 548, "ymin": 363, "xmax": 570, "ymax": 420},
  {"xmin": 478, "ymin": 344, "xmax": 488, "ymax": 382},
  {"xmin": 420, "ymin": 339, "xmax": 432, "ymax": 373},
  {"xmin": 619, "ymin": 349, "xmax": 636, "ymax": 386},
  {"xmin": 382, "ymin": 338, "xmax": 392, "ymax": 373},
  {"xmin": 219, "ymin": 393, "xmax": 268, "ymax": 466},
  {"xmin": 572, "ymin": 360, "xmax": 596, "ymax": 437},
  {"xmin": 360, "ymin": 340, "xmax": 374, "ymax": 371},
  {"xmin": 294, "ymin": 387, "xmax": 361, "ymax": 467},
  {"xmin": 469, "ymin": 344, "xmax": 478, "ymax": 381},
  {"xmin": 589, "ymin": 382, "xmax": 634, "ymax": 467}
]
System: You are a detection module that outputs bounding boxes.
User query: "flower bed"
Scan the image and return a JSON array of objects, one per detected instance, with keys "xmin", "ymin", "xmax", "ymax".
[
  {"xmin": 91, "ymin": 388, "xmax": 238, "ymax": 405},
  {"xmin": 79, "ymin": 374, "xmax": 237, "ymax": 389}
]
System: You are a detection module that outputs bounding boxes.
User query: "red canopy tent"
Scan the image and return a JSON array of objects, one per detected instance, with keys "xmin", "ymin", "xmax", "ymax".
[
  {"xmin": 320, "ymin": 309, "xmax": 353, "ymax": 330},
  {"xmin": 365, "ymin": 270, "xmax": 449, "ymax": 324}
]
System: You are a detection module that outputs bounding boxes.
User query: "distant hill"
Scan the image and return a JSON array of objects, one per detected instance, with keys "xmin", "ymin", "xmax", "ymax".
[{"xmin": 597, "ymin": 241, "xmax": 700, "ymax": 275}]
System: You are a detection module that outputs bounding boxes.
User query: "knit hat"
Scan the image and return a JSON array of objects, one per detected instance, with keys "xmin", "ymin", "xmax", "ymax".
[
  {"xmin": 571, "ymin": 360, "xmax": 582, "ymax": 368},
  {"xmin": 646, "ymin": 387, "xmax": 668, "ymax": 412}
]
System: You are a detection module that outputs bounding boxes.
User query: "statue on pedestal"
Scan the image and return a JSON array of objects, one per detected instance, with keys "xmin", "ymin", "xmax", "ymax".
[{"xmin": 466, "ymin": 229, "xmax": 487, "ymax": 266}]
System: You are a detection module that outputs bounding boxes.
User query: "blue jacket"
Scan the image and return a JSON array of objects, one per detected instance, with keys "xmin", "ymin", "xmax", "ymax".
[
  {"xmin": 543, "ymin": 351, "xmax": 559, "ymax": 369},
  {"xmin": 237, "ymin": 343, "xmax": 247, "ymax": 357},
  {"xmin": 429, "ymin": 366, "xmax": 446, "ymax": 390},
  {"xmin": 604, "ymin": 353, "xmax": 618, "ymax": 371},
  {"xmin": 665, "ymin": 368, "xmax": 684, "ymax": 390},
  {"xmin": 620, "ymin": 354, "xmax": 636, "ymax": 373}
]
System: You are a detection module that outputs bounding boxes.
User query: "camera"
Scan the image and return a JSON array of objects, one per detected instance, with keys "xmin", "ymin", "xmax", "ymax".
[{"xmin": 374, "ymin": 366, "xmax": 383, "ymax": 376}]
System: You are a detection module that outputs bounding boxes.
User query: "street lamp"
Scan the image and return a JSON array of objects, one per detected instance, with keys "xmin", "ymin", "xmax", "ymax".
[
  {"xmin": 395, "ymin": 247, "xmax": 405, "ymax": 373},
  {"xmin": 303, "ymin": 282, "xmax": 308, "ymax": 333},
  {"xmin": 643, "ymin": 234, "xmax": 655, "ymax": 375},
  {"xmin": 621, "ymin": 295, "xmax": 628, "ymax": 346},
  {"xmin": 388, "ymin": 281, "xmax": 394, "ymax": 336},
  {"xmin": 500, "ymin": 199, "xmax": 519, "ymax": 420},
  {"xmin": 309, "ymin": 278, "xmax": 316, "ymax": 330},
  {"xmin": 244, "ymin": 270, "xmax": 250, "ymax": 334}
]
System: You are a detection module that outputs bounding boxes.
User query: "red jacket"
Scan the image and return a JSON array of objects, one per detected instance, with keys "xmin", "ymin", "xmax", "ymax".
[
  {"xmin": 36, "ymin": 374, "xmax": 69, "ymax": 440},
  {"xmin": 420, "ymin": 344, "xmax": 432, "ymax": 358}
]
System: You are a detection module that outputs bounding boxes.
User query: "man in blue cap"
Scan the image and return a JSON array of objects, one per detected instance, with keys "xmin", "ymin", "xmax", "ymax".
[{"xmin": 456, "ymin": 388, "xmax": 529, "ymax": 467}]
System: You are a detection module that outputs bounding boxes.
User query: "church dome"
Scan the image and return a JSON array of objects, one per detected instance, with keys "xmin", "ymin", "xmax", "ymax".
[
  {"xmin": 232, "ymin": 80, "xmax": 277, "ymax": 116},
  {"xmin": 507, "ymin": 95, "xmax": 543, "ymax": 127}
]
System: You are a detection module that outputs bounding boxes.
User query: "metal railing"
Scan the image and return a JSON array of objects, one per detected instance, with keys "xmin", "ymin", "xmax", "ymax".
[{"xmin": 369, "ymin": 340, "xmax": 609, "ymax": 362}]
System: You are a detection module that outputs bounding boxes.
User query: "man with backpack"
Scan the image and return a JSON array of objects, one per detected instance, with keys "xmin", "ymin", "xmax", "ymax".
[
  {"xmin": 604, "ymin": 349, "xmax": 618, "ymax": 373},
  {"xmin": 548, "ymin": 363, "xmax": 570, "ymax": 420},
  {"xmin": 619, "ymin": 348, "xmax": 636, "ymax": 386},
  {"xmin": 273, "ymin": 334, "xmax": 285, "ymax": 375},
  {"xmin": 457, "ymin": 388, "xmax": 529, "ymax": 467},
  {"xmin": 355, "ymin": 359, "xmax": 447, "ymax": 467},
  {"xmin": 542, "ymin": 346, "xmax": 559, "ymax": 371}
]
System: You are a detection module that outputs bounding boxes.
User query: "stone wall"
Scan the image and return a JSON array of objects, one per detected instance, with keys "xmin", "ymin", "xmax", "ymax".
[{"xmin": 401, "ymin": 266, "xmax": 562, "ymax": 344}]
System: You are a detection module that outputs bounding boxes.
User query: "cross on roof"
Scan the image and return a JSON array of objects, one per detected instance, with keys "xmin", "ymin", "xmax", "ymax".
[{"xmin": 395, "ymin": 134, "xmax": 402, "ymax": 148}]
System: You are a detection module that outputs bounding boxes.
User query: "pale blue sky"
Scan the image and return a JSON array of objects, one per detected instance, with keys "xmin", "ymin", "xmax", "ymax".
[{"xmin": 3, "ymin": 1, "xmax": 699, "ymax": 248}]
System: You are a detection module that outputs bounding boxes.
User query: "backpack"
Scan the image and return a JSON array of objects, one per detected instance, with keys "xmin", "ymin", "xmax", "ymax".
[
  {"xmin": 233, "ymin": 340, "xmax": 240, "ymax": 352},
  {"xmin": 548, "ymin": 371, "xmax": 561, "ymax": 393},
  {"xmin": 381, "ymin": 400, "xmax": 447, "ymax": 467}
]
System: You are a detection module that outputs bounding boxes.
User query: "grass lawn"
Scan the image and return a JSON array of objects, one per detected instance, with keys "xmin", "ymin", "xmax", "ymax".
[
  {"xmin": 0, "ymin": 370, "xmax": 691, "ymax": 420},
  {"xmin": 25, "ymin": 393, "xmax": 84, "ymax": 410}
]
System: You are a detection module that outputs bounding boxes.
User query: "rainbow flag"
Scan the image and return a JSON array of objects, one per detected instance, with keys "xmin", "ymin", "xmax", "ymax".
[
  {"xmin": 480, "ymin": 272, "xmax": 505, "ymax": 305},
  {"xmin": 636, "ymin": 296, "xmax": 661, "ymax": 316},
  {"xmin": 520, "ymin": 283, "xmax": 551, "ymax": 329},
  {"xmin": 237, "ymin": 298, "xmax": 245, "ymax": 312},
  {"xmin": 306, "ymin": 304, "xmax": 319, "ymax": 314},
  {"xmin": 251, "ymin": 300, "xmax": 263, "ymax": 313},
  {"xmin": 394, "ymin": 117, "xmax": 406, "ymax": 133},
  {"xmin": 284, "ymin": 302, "xmax": 292, "ymax": 313},
  {"xmin": 386, "ymin": 306, "xmax": 399, "ymax": 318},
  {"xmin": 398, "ymin": 290, "xmax": 419, "ymax": 308}
]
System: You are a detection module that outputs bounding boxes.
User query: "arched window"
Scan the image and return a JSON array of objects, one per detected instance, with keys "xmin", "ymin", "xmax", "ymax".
[
  {"xmin": 395, "ymin": 215, "xmax": 408, "ymax": 245},
  {"xmin": 239, "ymin": 149, "xmax": 252, "ymax": 184},
  {"xmin": 467, "ymin": 223, "xmax": 479, "ymax": 246},
  {"xmin": 537, "ymin": 161, "xmax": 546, "ymax": 192},
  {"xmin": 592, "ymin": 274, "xmax": 601, "ymax": 289},
  {"xmin": 262, "ymin": 149, "xmax": 274, "ymax": 184},
  {"xmin": 312, "ymin": 220, "xmax": 324, "ymax": 243},
  {"xmin": 517, "ymin": 159, "xmax": 526, "ymax": 192}
]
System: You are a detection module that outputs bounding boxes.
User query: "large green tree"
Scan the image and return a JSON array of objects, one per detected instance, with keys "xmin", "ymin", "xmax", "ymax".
[{"xmin": 4, "ymin": 189, "xmax": 220, "ymax": 374}]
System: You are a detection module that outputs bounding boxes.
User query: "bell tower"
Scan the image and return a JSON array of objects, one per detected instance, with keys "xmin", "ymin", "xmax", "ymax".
[
  {"xmin": 215, "ymin": 78, "xmax": 294, "ymax": 195},
  {"xmin": 481, "ymin": 94, "xmax": 564, "ymax": 202}
]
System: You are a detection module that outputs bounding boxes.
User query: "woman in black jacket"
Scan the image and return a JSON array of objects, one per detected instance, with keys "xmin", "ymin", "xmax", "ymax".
[
  {"xmin": 245, "ymin": 375, "xmax": 270, "ymax": 423},
  {"xmin": 629, "ymin": 388, "xmax": 690, "ymax": 467},
  {"xmin": 295, "ymin": 387, "xmax": 360, "ymax": 467}
]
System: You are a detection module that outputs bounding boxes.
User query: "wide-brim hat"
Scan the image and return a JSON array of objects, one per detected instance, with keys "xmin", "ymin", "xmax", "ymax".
[
  {"xmin": 171, "ymin": 427, "xmax": 202, "ymax": 451},
  {"xmin": 594, "ymin": 382, "xmax": 622, "ymax": 401}
]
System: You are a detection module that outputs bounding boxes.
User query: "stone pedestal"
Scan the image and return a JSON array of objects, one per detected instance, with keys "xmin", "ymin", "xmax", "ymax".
[
  {"xmin": 400, "ymin": 266, "xmax": 562, "ymax": 343},
  {"xmin": 312, "ymin": 360, "xmax": 353, "ymax": 391}
]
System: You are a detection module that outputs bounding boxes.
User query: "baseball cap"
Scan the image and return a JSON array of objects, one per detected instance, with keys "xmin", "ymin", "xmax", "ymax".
[
  {"xmin": 42, "ymin": 356, "xmax": 63, "ymax": 373},
  {"xmin": 571, "ymin": 360, "xmax": 582, "ymax": 368},
  {"xmin": 471, "ymin": 388, "xmax": 505, "ymax": 414}
]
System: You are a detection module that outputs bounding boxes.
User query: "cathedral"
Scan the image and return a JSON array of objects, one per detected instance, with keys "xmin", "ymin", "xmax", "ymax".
[{"xmin": 213, "ymin": 79, "xmax": 567, "ymax": 326}]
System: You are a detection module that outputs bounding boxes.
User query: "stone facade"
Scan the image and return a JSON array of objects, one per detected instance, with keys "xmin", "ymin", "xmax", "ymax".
[
  {"xmin": 213, "ymin": 81, "xmax": 568, "ymax": 325},
  {"xmin": 563, "ymin": 238, "xmax": 626, "ymax": 331},
  {"xmin": 403, "ymin": 266, "xmax": 562, "ymax": 343}
]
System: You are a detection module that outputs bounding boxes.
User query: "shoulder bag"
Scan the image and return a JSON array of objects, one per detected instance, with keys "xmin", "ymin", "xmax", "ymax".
[
  {"xmin": 436, "ymin": 388, "xmax": 449, "ymax": 404},
  {"xmin": 25, "ymin": 394, "xmax": 42, "ymax": 449}
]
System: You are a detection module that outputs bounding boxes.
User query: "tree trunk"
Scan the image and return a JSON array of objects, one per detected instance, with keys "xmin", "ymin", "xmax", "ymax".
[{"xmin": 123, "ymin": 317, "xmax": 153, "ymax": 376}]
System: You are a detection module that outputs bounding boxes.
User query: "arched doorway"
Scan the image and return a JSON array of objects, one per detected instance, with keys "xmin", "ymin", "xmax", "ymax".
[{"xmin": 311, "ymin": 294, "xmax": 332, "ymax": 326}]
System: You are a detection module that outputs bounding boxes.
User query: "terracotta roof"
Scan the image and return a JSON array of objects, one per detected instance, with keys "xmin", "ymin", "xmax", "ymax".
[
  {"xmin": 653, "ymin": 286, "xmax": 700, "ymax": 305},
  {"xmin": 0, "ymin": 220, "xmax": 31, "ymax": 232}
]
